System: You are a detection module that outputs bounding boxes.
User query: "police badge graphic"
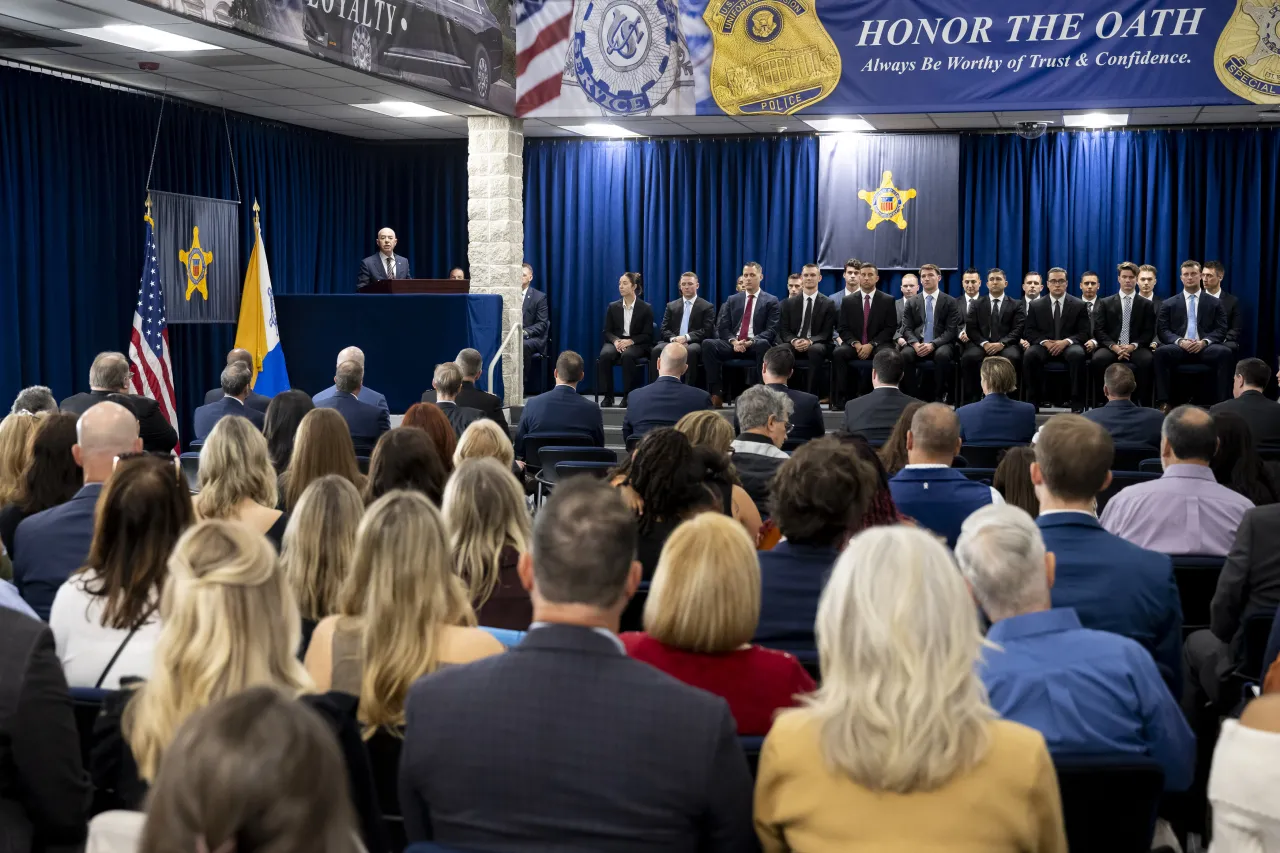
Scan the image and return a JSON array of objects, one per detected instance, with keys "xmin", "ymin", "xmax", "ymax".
[
  {"xmin": 565, "ymin": 0, "xmax": 694, "ymax": 115},
  {"xmin": 702, "ymin": 0, "xmax": 840, "ymax": 115},
  {"xmin": 1215, "ymin": 0, "xmax": 1280, "ymax": 102}
]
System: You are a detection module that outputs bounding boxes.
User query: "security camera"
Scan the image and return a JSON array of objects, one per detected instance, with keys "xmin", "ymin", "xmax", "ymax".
[{"xmin": 1014, "ymin": 120, "xmax": 1049, "ymax": 140}]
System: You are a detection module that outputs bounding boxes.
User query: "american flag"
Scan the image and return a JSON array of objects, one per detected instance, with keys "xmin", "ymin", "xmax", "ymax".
[
  {"xmin": 128, "ymin": 212, "xmax": 179, "ymax": 444},
  {"xmin": 515, "ymin": 0, "xmax": 572, "ymax": 116}
]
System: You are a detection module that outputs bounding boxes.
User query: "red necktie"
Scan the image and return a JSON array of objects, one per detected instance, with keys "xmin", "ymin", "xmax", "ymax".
[
  {"xmin": 861, "ymin": 294, "xmax": 871, "ymax": 345},
  {"xmin": 738, "ymin": 294, "xmax": 755, "ymax": 340}
]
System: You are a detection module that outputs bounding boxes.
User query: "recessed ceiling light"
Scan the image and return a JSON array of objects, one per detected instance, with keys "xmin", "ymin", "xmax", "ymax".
[
  {"xmin": 1063, "ymin": 112, "xmax": 1129, "ymax": 128},
  {"xmin": 803, "ymin": 117, "xmax": 875, "ymax": 132},
  {"xmin": 561, "ymin": 123, "xmax": 640, "ymax": 138},
  {"xmin": 352, "ymin": 101, "xmax": 446, "ymax": 119},
  {"xmin": 63, "ymin": 25, "xmax": 223, "ymax": 52}
]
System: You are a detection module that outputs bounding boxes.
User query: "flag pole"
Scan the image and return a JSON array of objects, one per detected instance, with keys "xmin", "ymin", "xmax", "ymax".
[{"xmin": 144, "ymin": 194, "xmax": 153, "ymax": 228}]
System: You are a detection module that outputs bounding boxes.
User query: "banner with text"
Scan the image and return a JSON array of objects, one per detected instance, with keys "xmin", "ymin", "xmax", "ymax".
[{"xmin": 151, "ymin": 191, "xmax": 240, "ymax": 324}]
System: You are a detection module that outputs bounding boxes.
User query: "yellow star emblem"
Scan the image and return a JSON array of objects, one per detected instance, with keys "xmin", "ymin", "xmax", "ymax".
[
  {"xmin": 858, "ymin": 170, "xmax": 917, "ymax": 230},
  {"xmin": 179, "ymin": 226, "xmax": 213, "ymax": 302}
]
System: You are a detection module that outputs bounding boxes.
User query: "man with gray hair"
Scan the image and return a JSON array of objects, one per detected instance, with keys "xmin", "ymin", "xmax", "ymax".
[
  {"xmin": 60, "ymin": 351, "xmax": 177, "ymax": 452},
  {"xmin": 957, "ymin": 504, "xmax": 1194, "ymax": 792},
  {"xmin": 202, "ymin": 348, "xmax": 271, "ymax": 413},
  {"xmin": 312, "ymin": 346, "xmax": 389, "ymax": 413},
  {"xmin": 14, "ymin": 401, "xmax": 141, "ymax": 619},
  {"xmin": 731, "ymin": 384, "xmax": 792, "ymax": 509},
  {"xmin": 192, "ymin": 361, "xmax": 265, "ymax": 440},
  {"xmin": 430, "ymin": 361, "xmax": 483, "ymax": 438},
  {"xmin": 314, "ymin": 358, "xmax": 390, "ymax": 454},
  {"xmin": 400, "ymin": 477, "xmax": 754, "ymax": 852},
  {"xmin": 421, "ymin": 347, "xmax": 507, "ymax": 431},
  {"xmin": 10, "ymin": 386, "xmax": 56, "ymax": 415},
  {"xmin": 622, "ymin": 342, "xmax": 711, "ymax": 440}
]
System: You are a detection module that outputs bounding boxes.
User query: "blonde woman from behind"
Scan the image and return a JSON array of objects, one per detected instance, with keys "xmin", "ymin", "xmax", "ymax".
[
  {"xmin": 196, "ymin": 416, "xmax": 288, "ymax": 548},
  {"xmin": 754, "ymin": 525, "xmax": 1067, "ymax": 853},
  {"xmin": 453, "ymin": 418, "xmax": 515, "ymax": 470}
]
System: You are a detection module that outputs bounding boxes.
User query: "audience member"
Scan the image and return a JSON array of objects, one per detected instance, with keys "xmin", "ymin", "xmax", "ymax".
[
  {"xmin": 955, "ymin": 356, "xmax": 1036, "ymax": 445},
  {"xmin": 363, "ymin": 428, "xmax": 447, "ymax": 506},
  {"xmin": 513, "ymin": 351, "xmax": 605, "ymax": 458},
  {"xmin": 621, "ymin": 343, "xmax": 711, "ymax": 439},
  {"xmin": 889, "ymin": 404, "xmax": 1002, "ymax": 547},
  {"xmin": 755, "ymin": 525, "xmax": 1066, "ymax": 853},
  {"xmin": 61, "ymin": 352, "xmax": 177, "ymax": 453},
  {"xmin": 312, "ymin": 346, "xmax": 389, "ymax": 413},
  {"xmin": 1208, "ymin": 695, "xmax": 1280, "ymax": 850},
  {"xmin": 421, "ymin": 347, "xmax": 508, "ymax": 433},
  {"xmin": 957, "ymin": 504, "xmax": 1194, "ymax": 791},
  {"xmin": 262, "ymin": 389, "xmax": 315, "ymax": 475},
  {"xmin": 835, "ymin": 433, "xmax": 912, "ymax": 529},
  {"xmin": 1211, "ymin": 357, "xmax": 1280, "ymax": 449},
  {"xmin": 399, "ymin": 477, "xmax": 756, "ymax": 852},
  {"xmin": 201, "ymin": 348, "xmax": 272, "ymax": 413},
  {"xmin": 1211, "ymin": 411, "xmax": 1280, "ymax": 506},
  {"xmin": 674, "ymin": 409, "xmax": 735, "ymax": 456},
  {"xmin": 49, "ymin": 455, "xmax": 193, "ymax": 689},
  {"xmin": 1083, "ymin": 363, "xmax": 1165, "ymax": 448},
  {"xmin": 10, "ymin": 385, "xmax": 57, "ymax": 415},
  {"xmin": 0, "ymin": 412, "xmax": 80, "ymax": 560},
  {"xmin": 877, "ymin": 399, "xmax": 925, "ymax": 477},
  {"xmin": 305, "ymin": 490, "xmax": 503, "ymax": 724},
  {"xmin": 1032, "ymin": 415, "xmax": 1183, "ymax": 694},
  {"xmin": 453, "ymin": 418, "xmax": 515, "ymax": 470},
  {"xmin": 443, "ymin": 458, "xmax": 533, "ymax": 630},
  {"xmin": 840, "ymin": 348, "xmax": 917, "ymax": 444},
  {"xmin": 15, "ymin": 402, "xmax": 140, "ymax": 619},
  {"xmin": 280, "ymin": 475, "xmax": 364, "ymax": 655},
  {"xmin": 428, "ymin": 362, "xmax": 484, "ymax": 438},
  {"xmin": 752, "ymin": 346, "xmax": 825, "ymax": 442},
  {"xmin": 0, "ymin": 579, "xmax": 35, "ymax": 618},
  {"xmin": 1101, "ymin": 405, "xmax": 1255, "ymax": 555},
  {"xmin": 0, "ymin": 605, "xmax": 89, "ymax": 853},
  {"xmin": 993, "ymin": 446, "xmax": 1040, "ymax": 517},
  {"xmin": 731, "ymin": 384, "xmax": 792, "ymax": 510},
  {"xmin": 314, "ymin": 359, "xmax": 391, "ymax": 455},
  {"xmin": 401, "ymin": 402, "xmax": 458, "ymax": 474},
  {"xmin": 195, "ymin": 416, "xmax": 288, "ymax": 549},
  {"xmin": 756, "ymin": 438, "xmax": 877, "ymax": 656},
  {"xmin": 280, "ymin": 408, "xmax": 366, "ymax": 511},
  {"xmin": 623, "ymin": 513, "xmax": 814, "ymax": 735},
  {"xmin": 192, "ymin": 362, "xmax": 265, "ymax": 440},
  {"xmin": 0, "ymin": 411, "xmax": 43, "ymax": 508}
]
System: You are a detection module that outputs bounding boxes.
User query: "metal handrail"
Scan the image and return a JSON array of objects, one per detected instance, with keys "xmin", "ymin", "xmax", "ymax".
[{"xmin": 488, "ymin": 322, "xmax": 522, "ymax": 399}]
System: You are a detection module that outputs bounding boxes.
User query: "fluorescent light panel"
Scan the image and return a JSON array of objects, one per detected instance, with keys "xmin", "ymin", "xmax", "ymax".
[
  {"xmin": 561, "ymin": 123, "xmax": 640, "ymax": 138},
  {"xmin": 352, "ymin": 101, "xmax": 446, "ymax": 119},
  {"xmin": 1063, "ymin": 112, "xmax": 1129, "ymax": 128},
  {"xmin": 803, "ymin": 117, "xmax": 875, "ymax": 132},
  {"xmin": 63, "ymin": 25, "xmax": 223, "ymax": 52}
]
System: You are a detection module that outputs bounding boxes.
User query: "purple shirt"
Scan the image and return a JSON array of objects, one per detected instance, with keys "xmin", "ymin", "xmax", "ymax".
[{"xmin": 1100, "ymin": 464, "xmax": 1255, "ymax": 556}]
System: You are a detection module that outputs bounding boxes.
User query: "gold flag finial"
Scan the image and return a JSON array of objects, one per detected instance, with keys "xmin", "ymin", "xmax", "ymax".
[
  {"xmin": 144, "ymin": 194, "xmax": 154, "ymax": 227},
  {"xmin": 252, "ymin": 198, "xmax": 260, "ymax": 229}
]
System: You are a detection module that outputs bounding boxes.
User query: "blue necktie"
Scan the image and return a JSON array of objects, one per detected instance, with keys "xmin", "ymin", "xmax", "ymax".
[
  {"xmin": 679, "ymin": 300, "xmax": 691, "ymax": 337},
  {"xmin": 923, "ymin": 294, "xmax": 935, "ymax": 341},
  {"xmin": 1186, "ymin": 294, "xmax": 1198, "ymax": 340}
]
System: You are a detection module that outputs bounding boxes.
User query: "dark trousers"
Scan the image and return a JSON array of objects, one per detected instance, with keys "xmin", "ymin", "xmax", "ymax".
[
  {"xmin": 959, "ymin": 344, "xmax": 1023, "ymax": 404},
  {"xmin": 1153, "ymin": 343, "xmax": 1235, "ymax": 405},
  {"xmin": 1090, "ymin": 346, "xmax": 1154, "ymax": 404},
  {"xmin": 832, "ymin": 342, "xmax": 893, "ymax": 405},
  {"xmin": 703, "ymin": 339, "xmax": 770, "ymax": 397},
  {"xmin": 789, "ymin": 342, "xmax": 830, "ymax": 395},
  {"xmin": 523, "ymin": 339, "xmax": 545, "ymax": 393},
  {"xmin": 596, "ymin": 343, "xmax": 651, "ymax": 398},
  {"xmin": 649, "ymin": 342, "xmax": 702, "ymax": 386},
  {"xmin": 1023, "ymin": 343, "xmax": 1088, "ymax": 406},
  {"xmin": 1182, "ymin": 628, "xmax": 1232, "ymax": 716},
  {"xmin": 900, "ymin": 343, "xmax": 956, "ymax": 402}
]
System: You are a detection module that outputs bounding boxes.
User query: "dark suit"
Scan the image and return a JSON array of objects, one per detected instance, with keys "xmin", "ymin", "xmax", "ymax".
[
  {"xmin": 841, "ymin": 387, "xmax": 919, "ymax": 445},
  {"xmin": 422, "ymin": 381, "xmax": 508, "ymax": 433},
  {"xmin": 1206, "ymin": 289, "xmax": 1242, "ymax": 350},
  {"xmin": 12, "ymin": 484, "xmax": 102, "ymax": 621},
  {"xmin": 435, "ymin": 401, "xmax": 484, "ymax": 438},
  {"xmin": 960, "ymin": 295, "xmax": 1026, "ymax": 404},
  {"xmin": 313, "ymin": 384, "xmax": 389, "ymax": 414},
  {"xmin": 755, "ymin": 542, "xmax": 841, "ymax": 656},
  {"xmin": 202, "ymin": 387, "xmax": 271, "ymax": 414},
  {"xmin": 356, "ymin": 252, "xmax": 410, "ymax": 290},
  {"xmin": 1083, "ymin": 399, "xmax": 1165, "ymax": 449},
  {"xmin": 955, "ymin": 393, "xmax": 1037, "ymax": 445},
  {"xmin": 703, "ymin": 289, "xmax": 781, "ymax": 398},
  {"xmin": 597, "ymin": 299, "xmax": 655, "ymax": 399},
  {"xmin": 192, "ymin": 397, "xmax": 266, "ymax": 441},
  {"xmin": 1090, "ymin": 292, "xmax": 1157, "ymax": 402},
  {"xmin": 622, "ymin": 376, "xmax": 710, "ymax": 439},
  {"xmin": 0, "ymin": 609, "xmax": 89, "ymax": 853},
  {"xmin": 899, "ymin": 291, "xmax": 963, "ymax": 401},
  {"xmin": 1022, "ymin": 294, "xmax": 1091, "ymax": 407},
  {"xmin": 731, "ymin": 383, "xmax": 825, "ymax": 442},
  {"xmin": 513, "ymin": 385, "xmax": 605, "ymax": 458},
  {"xmin": 779, "ymin": 292, "xmax": 836, "ymax": 394},
  {"xmin": 60, "ymin": 390, "xmax": 177, "ymax": 453},
  {"xmin": 522, "ymin": 286, "xmax": 551, "ymax": 360},
  {"xmin": 1154, "ymin": 291, "xmax": 1233, "ymax": 404},
  {"xmin": 1211, "ymin": 390, "xmax": 1280, "ymax": 450},
  {"xmin": 314, "ymin": 390, "xmax": 391, "ymax": 454},
  {"xmin": 832, "ymin": 289, "xmax": 898, "ymax": 405},
  {"xmin": 399, "ymin": 624, "xmax": 755, "ymax": 853},
  {"xmin": 651, "ymin": 297, "xmax": 715, "ymax": 385}
]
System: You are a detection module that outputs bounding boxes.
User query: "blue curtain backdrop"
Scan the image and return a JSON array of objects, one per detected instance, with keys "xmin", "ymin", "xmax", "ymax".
[{"xmin": 0, "ymin": 64, "xmax": 466, "ymax": 438}]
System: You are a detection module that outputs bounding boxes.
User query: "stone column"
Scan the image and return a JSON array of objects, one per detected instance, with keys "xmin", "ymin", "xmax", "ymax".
[{"xmin": 467, "ymin": 115, "xmax": 525, "ymax": 406}]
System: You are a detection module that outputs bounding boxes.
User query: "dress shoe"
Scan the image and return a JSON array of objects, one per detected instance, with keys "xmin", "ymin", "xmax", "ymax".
[
  {"xmin": 601, "ymin": 396, "xmax": 615, "ymax": 408},
  {"xmin": 710, "ymin": 395, "xmax": 725, "ymax": 409},
  {"xmin": 620, "ymin": 395, "xmax": 629, "ymax": 408}
]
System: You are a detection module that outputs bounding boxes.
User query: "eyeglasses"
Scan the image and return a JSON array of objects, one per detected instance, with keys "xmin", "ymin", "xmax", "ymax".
[{"xmin": 113, "ymin": 451, "xmax": 182, "ymax": 481}]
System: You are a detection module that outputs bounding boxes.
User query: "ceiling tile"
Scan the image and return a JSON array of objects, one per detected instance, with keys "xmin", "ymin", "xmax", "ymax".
[
  {"xmin": 867, "ymin": 115, "xmax": 939, "ymax": 130},
  {"xmin": 22, "ymin": 54, "xmax": 123, "ymax": 74},
  {"xmin": 145, "ymin": 22, "xmax": 262, "ymax": 50},
  {"xmin": 995, "ymin": 111, "xmax": 1063, "ymax": 126},
  {"xmin": 928, "ymin": 112, "xmax": 999, "ymax": 128},
  {"xmin": 233, "ymin": 105, "xmax": 323, "ymax": 122},
  {"xmin": 171, "ymin": 89, "xmax": 272, "ymax": 108},
  {"xmin": 0, "ymin": 0, "xmax": 113, "ymax": 29},
  {"xmin": 160, "ymin": 69, "xmax": 281, "ymax": 89},
  {"xmin": 0, "ymin": 12, "xmax": 49, "ymax": 31},
  {"xmin": 246, "ymin": 88, "xmax": 339, "ymax": 106},
  {"xmin": 234, "ymin": 68, "xmax": 352, "ymax": 87},
  {"xmin": 296, "ymin": 84, "xmax": 385, "ymax": 103},
  {"xmin": 238, "ymin": 46, "xmax": 335, "ymax": 69},
  {"xmin": 306, "ymin": 65, "xmax": 390, "ymax": 86}
]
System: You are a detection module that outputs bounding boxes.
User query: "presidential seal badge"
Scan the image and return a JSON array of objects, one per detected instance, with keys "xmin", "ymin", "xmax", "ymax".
[
  {"xmin": 858, "ymin": 171, "xmax": 916, "ymax": 230},
  {"xmin": 702, "ymin": 0, "xmax": 840, "ymax": 115},
  {"xmin": 568, "ymin": 0, "xmax": 691, "ymax": 115},
  {"xmin": 1215, "ymin": 0, "xmax": 1280, "ymax": 103},
  {"xmin": 179, "ymin": 226, "xmax": 212, "ymax": 302}
]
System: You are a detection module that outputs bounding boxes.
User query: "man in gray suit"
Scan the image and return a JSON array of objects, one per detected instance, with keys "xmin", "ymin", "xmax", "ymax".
[{"xmin": 399, "ymin": 477, "xmax": 755, "ymax": 853}]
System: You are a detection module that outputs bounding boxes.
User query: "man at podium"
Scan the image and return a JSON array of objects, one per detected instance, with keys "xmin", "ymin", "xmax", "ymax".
[{"xmin": 357, "ymin": 227, "xmax": 411, "ymax": 290}]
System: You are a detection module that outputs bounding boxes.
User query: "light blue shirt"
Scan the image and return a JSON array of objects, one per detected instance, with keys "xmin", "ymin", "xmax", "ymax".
[
  {"xmin": 1185, "ymin": 290, "xmax": 1199, "ymax": 340},
  {"xmin": 0, "ymin": 579, "xmax": 37, "ymax": 620},
  {"xmin": 678, "ymin": 299, "xmax": 692, "ymax": 337},
  {"xmin": 923, "ymin": 293, "xmax": 935, "ymax": 340}
]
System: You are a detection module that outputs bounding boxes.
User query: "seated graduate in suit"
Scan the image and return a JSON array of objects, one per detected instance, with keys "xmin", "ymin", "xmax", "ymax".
[
  {"xmin": 1201, "ymin": 260, "xmax": 1242, "ymax": 353},
  {"xmin": 1089, "ymin": 262, "xmax": 1157, "ymax": 403},
  {"xmin": 622, "ymin": 343, "xmax": 710, "ymax": 439},
  {"xmin": 831, "ymin": 263, "xmax": 898, "ymax": 409},
  {"xmin": 959, "ymin": 269, "xmax": 1026, "ymax": 405},
  {"xmin": 898, "ymin": 264, "xmax": 963, "ymax": 403},
  {"xmin": 427, "ymin": 362, "xmax": 484, "ymax": 438},
  {"xmin": 703, "ymin": 262, "xmax": 781, "ymax": 407},
  {"xmin": 778, "ymin": 264, "xmax": 836, "ymax": 396},
  {"xmin": 313, "ymin": 360, "xmax": 391, "ymax": 455},
  {"xmin": 650, "ymin": 272, "xmax": 715, "ymax": 386},
  {"xmin": 596, "ymin": 272, "xmax": 655, "ymax": 407},
  {"xmin": 730, "ymin": 346, "xmax": 825, "ymax": 442},
  {"xmin": 1211, "ymin": 357, "xmax": 1280, "ymax": 450},
  {"xmin": 193, "ymin": 362, "xmax": 266, "ymax": 441},
  {"xmin": 1083, "ymin": 363, "xmax": 1165, "ymax": 449},
  {"xmin": 1022, "ymin": 268, "xmax": 1091, "ymax": 411},
  {"xmin": 60, "ymin": 351, "xmax": 177, "ymax": 453},
  {"xmin": 841, "ymin": 349, "xmax": 918, "ymax": 445},
  {"xmin": 1153, "ymin": 260, "xmax": 1234, "ymax": 409},
  {"xmin": 421, "ymin": 348, "xmax": 509, "ymax": 432},
  {"xmin": 955, "ymin": 356, "xmax": 1037, "ymax": 445},
  {"xmin": 203, "ymin": 347, "xmax": 272, "ymax": 413},
  {"xmin": 520, "ymin": 263, "xmax": 551, "ymax": 382},
  {"xmin": 398, "ymin": 478, "xmax": 756, "ymax": 853},
  {"xmin": 513, "ymin": 351, "xmax": 605, "ymax": 459},
  {"xmin": 355, "ymin": 226, "xmax": 410, "ymax": 290}
]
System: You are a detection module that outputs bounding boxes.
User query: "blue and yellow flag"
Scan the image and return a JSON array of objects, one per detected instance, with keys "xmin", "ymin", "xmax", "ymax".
[{"xmin": 234, "ymin": 202, "xmax": 289, "ymax": 396}]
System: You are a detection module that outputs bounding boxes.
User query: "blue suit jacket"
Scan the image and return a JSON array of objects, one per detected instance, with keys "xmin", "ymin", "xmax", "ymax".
[
  {"xmin": 313, "ymin": 384, "xmax": 389, "ymax": 414},
  {"xmin": 622, "ymin": 376, "xmax": 711, "ymax": 439},
  {"xmin": 13, "ymin": 483, "xmax": 102, "ymax": 620},
  {"xmin": 1156, "ymin": 290, "xmax": 1228, "ymax": 344},
  {"xmin": 1083, "ymin": 399, "xmax": 1165, "ymax": 449},
  {"xmin": 315, "ymin": 390, "xmax": 391, "ymax": 453},
  {"xmin": 522, "ymin": 287, "xmax": 550, "ymax": 354},
  {"xmin": 731, "ymin": 383, "xmax": 825, "ymax": 442},
  {"xmin": 356, "ymin": 253, "xmax": 410, "ymax": 290},
  {"xmin": 956, "ymin": 393, "xmax": 1037, "ymax": 445},
  {"xmin": 1037, "ymin": 513, "xmax": 1183, "ymax": 696},
  {"xmin": 889, "ymin": 467, "xmax": 994, "ymax": 547},
  {"xmin": 192, "ymin": 397, "xmax": 266, "ymax": 441},
  {"xmin": 514, "ymin": 384, "xmax": 605, "ymax": 458},
  {"xmin": 715, "ymin": 290, "xmax": 781, "ymax": 344},
  {"xmin": 755, "ymin": 541, "xmax": 841, "ymax": 657}
]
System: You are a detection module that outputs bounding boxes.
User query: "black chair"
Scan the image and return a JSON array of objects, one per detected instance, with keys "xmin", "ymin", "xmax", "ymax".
[
  {"xmin": 1260, "ymin": 447, "xmax": 1280, "ymax": 462},
  {"xmin": 1171, "ymin": 554, "xmax": 1227, "ymax": 634},
  {"xmin": 960, "ymin": 467, "xmax": 997, "ymax": 484},
  {"xmin": 525, "ymin": 351, "xmax": 549, "ymax": 397},
  {"xmin": 554, "ymin": 460, "xmax": 615, "ymax": 481},
  {"xmin": 1096, "ymin": 470, "xmax": 1160, "ymax": 513},
  {"xmin": 958, "ymin": 444, "xmax": 1011, "ymax": 468},
  {"xmin": 1173, "ymin": 363, "xmax": 1214, "ymax": 405},
  {"xmin": 534, "ymin": 447, "xmax": 619, "ymax": 503},
  {"xmin": 1239, "ymin": 610, "xmax": 1277, "ymax": 682},
  {"xmin": 619, "ymin": 581, "xmax": 650, "ymax": 633},
  {"xmin": 951, "ymin": 454, "xmax": 969, "ymax": 469},
  {"xmin": 781, "ymin": 436, "xmax": 810, "ymax": 453},
  {"xmin": 522, "ymin": 434, "xmax": 600, "ymax": 471},
  {"xmin": 1137, "ymin": 458, "xmax": 1163, "ymax": 473},
  {"xmin": 1054, "ymin": 754, "xmax": 1164, "ymax": 853},
  {"xmin": 625, "ymin": 434, "xmax": 641, "ymax": 453},
  {"xmin": 723, "ymin": 357, "xmax": 760, "ymax": 401},
  {"xmin": 179, "ymin": 452, "xmax": 200, "ymax": 493},
  {"xmin": 366, "ymin": 729, "xmax": 406, "ymax": 852},
  {"xmin": 69, "ymin": 687, "xmax": 107, "ymax": 774},
  {"xmin": 740, "ymin": 735, "xmax": 765, "ymax": 778},
  {"xmin": 596, "ymin": 358, "xmax": 650, "ymax": 404},
  {"xmin": 1113, "ymin": 445, "xmax": 1159, "ymax": 472},
  {"xmin": 356, "ymin": 455, "xmax": 370, "ymax": 475},
  {"xmin": 187, "ymin": 438, "xmax": 204, "ymax": 453}
]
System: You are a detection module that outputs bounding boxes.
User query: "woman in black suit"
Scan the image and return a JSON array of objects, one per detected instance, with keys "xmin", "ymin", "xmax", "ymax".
[{"xmin": 597, "ymin": 272, "xmax": 654, "ymax": 407}]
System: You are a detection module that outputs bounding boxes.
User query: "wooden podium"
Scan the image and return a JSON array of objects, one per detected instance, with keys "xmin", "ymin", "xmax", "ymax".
[{"xmin": 361, "ymin": 278, "xmax": 469, "ymax": 294}]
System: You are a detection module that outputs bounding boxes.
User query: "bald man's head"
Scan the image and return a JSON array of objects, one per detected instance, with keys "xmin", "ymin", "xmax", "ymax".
[
  {"xmin": 659, "ymin": 342, "xmax": 688, "ymax": 376},
  {"xmin": 1162, "ymin": 404, "xmax": 1216, "ymax": 466},
  {"xmin": 74, "ymin": 401, "xmax": 142, "ymax": 484},
  {"xmin": 907, "ymin": 403, "xmax": 961, "ymax": 465},
  {"xmin": 336, "ymin": 346, "xmax": 366, "ymax": 368},
  {"xmin": 227, "ymin": 348, "xmax": 253, "ymax": 369}
]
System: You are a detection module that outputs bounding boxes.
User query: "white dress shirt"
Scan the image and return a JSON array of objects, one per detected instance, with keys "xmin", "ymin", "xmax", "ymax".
[{"xmin": 622, "ymin": 298, "xmax": 635, "ymax": 337}]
